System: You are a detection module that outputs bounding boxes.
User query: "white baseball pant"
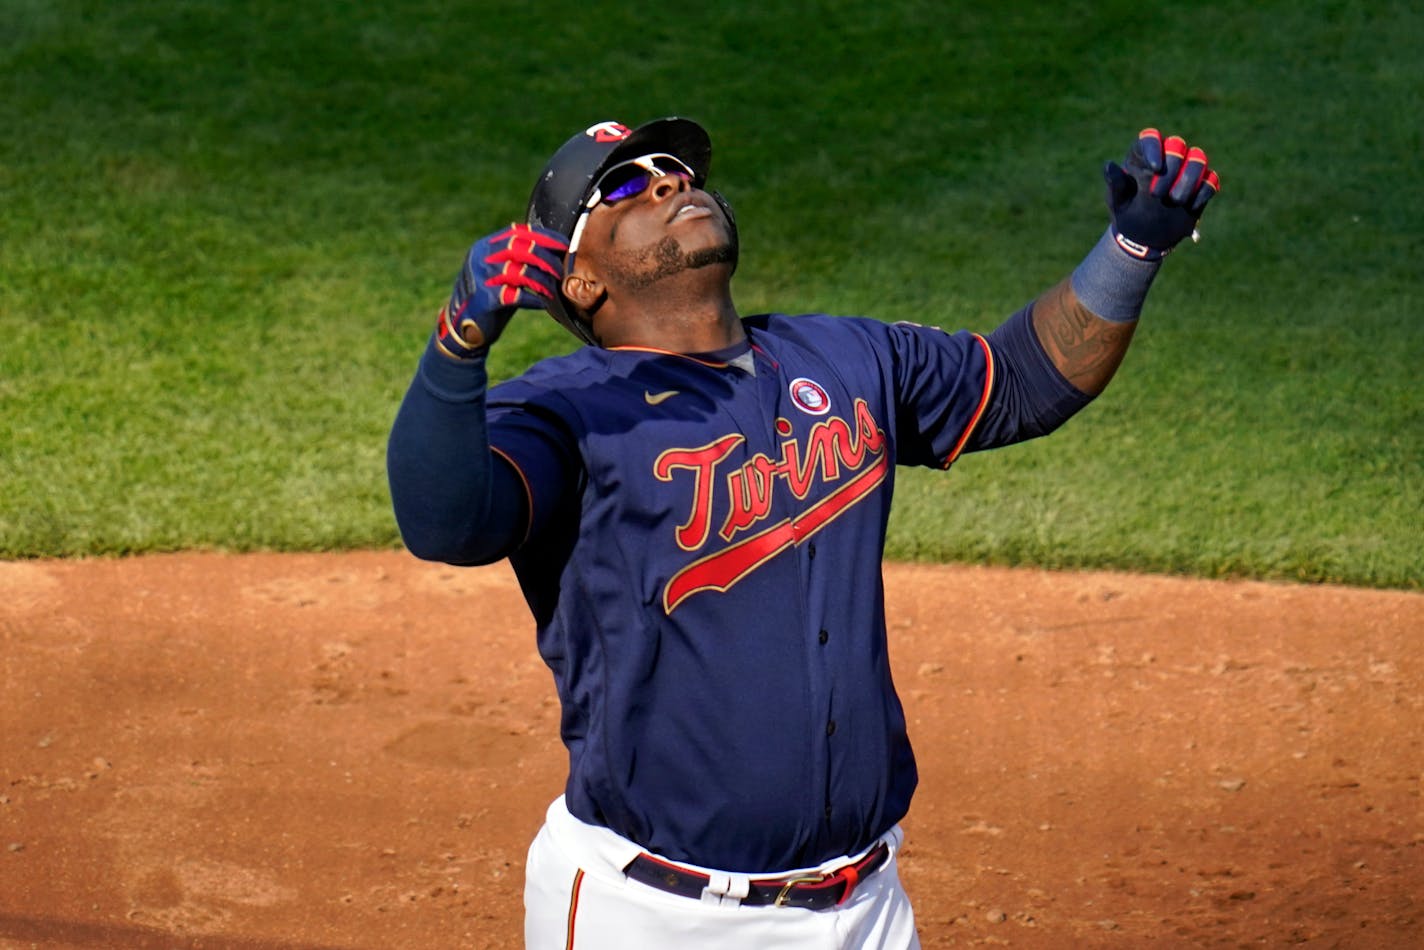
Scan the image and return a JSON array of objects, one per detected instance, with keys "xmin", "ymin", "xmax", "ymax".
[{"xmin": 523, "ymin": 796, "xmax": 921, "ymax": 949}]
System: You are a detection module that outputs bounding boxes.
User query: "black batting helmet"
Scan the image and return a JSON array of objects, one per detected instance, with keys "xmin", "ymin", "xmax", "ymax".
[{"xmin": 526, "ymin": 117, "xmax": 734, "ymax": 345}]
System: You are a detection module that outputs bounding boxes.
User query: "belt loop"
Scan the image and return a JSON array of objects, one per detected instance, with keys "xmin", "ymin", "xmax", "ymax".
[
  {"xmin": 703, "ymin": 872, "xmax": 729, "ymax": 902},
  {"xmin": 726, "ymin": 874, "xmax": 750, "ymax": 901},
  {"xmin": 701, "ymin": 871, "xmax": 750, "ymax": 905}
]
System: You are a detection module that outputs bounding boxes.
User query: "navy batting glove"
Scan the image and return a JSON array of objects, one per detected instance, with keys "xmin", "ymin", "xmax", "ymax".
[
  {"xmin": 435, "ymin": 223, "xmax": 568, "ymax": 359},
  {"xmin": 1105, "ymin": 128, "xmax": 1221, "ymax": 261}
]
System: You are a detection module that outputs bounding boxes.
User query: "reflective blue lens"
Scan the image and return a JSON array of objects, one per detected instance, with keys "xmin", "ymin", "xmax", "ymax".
[
  {"xmin": 603, "ymin": 170, "xmax": 655, "ymax": 204},
  {"xmin": 595, "ymin": 155, "xmax": 693, "ymax": 206}
]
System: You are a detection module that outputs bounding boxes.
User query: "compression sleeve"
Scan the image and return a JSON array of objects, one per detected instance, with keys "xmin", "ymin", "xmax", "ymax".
[
  {"xmin": 385, "ymin": 335, "xmax": 530, "ymax": 565},
  {"xmin": 966, "ymin": 303, "xmax": 1094, "ymax": 451}
]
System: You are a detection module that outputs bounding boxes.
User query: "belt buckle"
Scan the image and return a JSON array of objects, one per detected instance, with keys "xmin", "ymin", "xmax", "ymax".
[{"xmin": 773, "ymin": 873, "xmax": 826, "ymax": 908}]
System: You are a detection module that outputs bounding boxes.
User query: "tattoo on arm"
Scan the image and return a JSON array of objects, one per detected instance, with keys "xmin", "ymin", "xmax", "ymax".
[{"xmin": 1031, "ymin": 278, "xmax": 1137, "ymax": 397}]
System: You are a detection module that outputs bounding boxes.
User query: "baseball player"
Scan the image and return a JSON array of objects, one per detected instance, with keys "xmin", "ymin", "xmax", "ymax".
[{"xmin": 386, "ymin": 117, "xmax": 1219, "ymax": 948}]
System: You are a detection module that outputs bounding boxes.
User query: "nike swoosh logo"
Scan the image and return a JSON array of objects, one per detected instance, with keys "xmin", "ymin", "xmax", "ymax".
[{"xmin": 644, "ymin": 390, "xmax": 679, "ymax": 406}]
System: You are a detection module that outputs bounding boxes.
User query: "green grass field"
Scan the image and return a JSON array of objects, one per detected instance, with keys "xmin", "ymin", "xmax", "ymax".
[{"xmin": 2, "ymin": 1, "xmax": 1420, "ymax": 588}]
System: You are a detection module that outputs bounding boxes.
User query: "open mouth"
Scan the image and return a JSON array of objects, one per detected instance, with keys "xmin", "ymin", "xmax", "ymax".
[{"xmin": 669, "ymin": 198, "xmax": 713, "ymax": 223}]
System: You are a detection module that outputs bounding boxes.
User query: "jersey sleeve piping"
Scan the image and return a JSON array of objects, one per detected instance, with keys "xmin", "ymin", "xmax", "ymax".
[
  {"xmin": 489, "ymin": 445, "xmax": 536, "ymax": 547},
  {"xmin": 940, "ymin": 333, "xmax": 995, "ymax": 469}
]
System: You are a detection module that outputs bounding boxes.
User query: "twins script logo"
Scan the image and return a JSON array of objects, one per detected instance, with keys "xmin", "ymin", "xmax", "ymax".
[{"xmin": 653, "ymin": 398, "xmax": 888, "ymax": 613}]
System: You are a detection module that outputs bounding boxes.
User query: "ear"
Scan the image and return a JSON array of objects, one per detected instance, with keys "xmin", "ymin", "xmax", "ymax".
[{"xmin": 563, "ymin": 271, "xmax": 606, "ymax": 315}]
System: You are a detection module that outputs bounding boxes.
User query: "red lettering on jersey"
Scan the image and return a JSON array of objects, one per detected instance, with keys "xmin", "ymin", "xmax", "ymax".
[
  {"xmin": 781, "ymin": 401, "xmax": 881, "ymax": 497},
  {"xmin": 663, "ymin": 452, "xmax": 890, "ymax": 614},
  {"xmin": 654, "ymin": 434, "xmax": 744, "ymax": 551},
  {"xmin": 720, "ymin": 455, "xmax": 786, "ymax": 540},
  {"xmin": 657, "ymin": 399, "xmax": 889, "ymax": 612}
]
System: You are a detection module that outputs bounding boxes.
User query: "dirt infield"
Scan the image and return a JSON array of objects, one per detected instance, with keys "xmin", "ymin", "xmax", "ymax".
[{"xmin": 1, "ymin": 552, "xmax": 1420, "ymax": 948}]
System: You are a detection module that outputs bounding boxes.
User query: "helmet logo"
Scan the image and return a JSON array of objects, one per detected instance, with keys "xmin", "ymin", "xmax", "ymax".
[{"xmin": 586, "ymin": 121, "xmax": 632, "ymax": 143}]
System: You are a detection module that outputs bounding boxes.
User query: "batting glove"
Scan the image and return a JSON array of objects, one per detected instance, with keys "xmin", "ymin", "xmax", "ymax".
[
  {"xmin": 435, "ymin": 224, "xmax": 568, "ymax": 359},
  {"xmin": 1104, "ymin": 128, "xmax": 1221, "ymax": 261}
]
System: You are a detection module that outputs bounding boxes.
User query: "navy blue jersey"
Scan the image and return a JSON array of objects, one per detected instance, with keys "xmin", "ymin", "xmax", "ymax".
[{"xmin": 484, "ymin": 313, "xmax": 992, "ymax": 871}]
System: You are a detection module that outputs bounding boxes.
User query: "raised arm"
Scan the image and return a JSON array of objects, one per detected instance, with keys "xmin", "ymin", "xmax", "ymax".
[
  {"xmin": 969, "ymin": 129, "xmax": 1220, "ymax": 450},
  {"xmin": 1028, "ymin": 277, "xmax": 1138, "ymax": 398},
  {"xmin": 1036, "ymin": 128, "xmax": 1221, "ymax": 395},
  {"xmin": 386, "ymin": 225, "xmax": 568, "ymax": 564}
]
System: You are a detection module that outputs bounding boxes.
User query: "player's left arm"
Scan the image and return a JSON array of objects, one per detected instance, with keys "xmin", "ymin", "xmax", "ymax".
[
  {"xmin": 1026, "ymin": 277, "xmax": 1137, "ymax": 398},
  {"xmin": 1034, "ymin": 128, "xmax": 1220, "ymax": 395},
  {"xmin": 968, "ymin": 129, "xmax": 1219, "ymax": 449}
]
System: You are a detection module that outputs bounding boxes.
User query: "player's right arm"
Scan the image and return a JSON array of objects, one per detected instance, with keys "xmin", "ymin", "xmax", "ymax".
[{"xmin": 385, "ymin": 225, "xmax": 567, "ymax": 565}]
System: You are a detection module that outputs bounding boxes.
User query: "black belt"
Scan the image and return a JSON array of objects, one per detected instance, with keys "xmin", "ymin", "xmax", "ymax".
[{"xmin": 623, "ymin": 840, "xmax": 890, "ymax": 911}]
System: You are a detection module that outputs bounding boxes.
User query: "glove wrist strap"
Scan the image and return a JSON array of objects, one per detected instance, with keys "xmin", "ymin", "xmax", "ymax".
[
  {"xmin": 1109, "ymin": 225, "xmax": 1170, "ymax": 262},
  {"xmin": 1071, "ymin": 227, "xmax": 1162, "ymax": 323},
  {"xmin": 435, "ymin": 303, "xmax": 492, "ymax": 360}
]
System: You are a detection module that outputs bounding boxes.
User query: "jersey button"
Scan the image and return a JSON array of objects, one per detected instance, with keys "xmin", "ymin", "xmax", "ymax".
[
  {"xmin": 826, "ymin": 720, "xmax": 837, "ymax": 736},
  {"xmin": 818, "ymin": 629, "xmax": 829, "ymax": 645}
]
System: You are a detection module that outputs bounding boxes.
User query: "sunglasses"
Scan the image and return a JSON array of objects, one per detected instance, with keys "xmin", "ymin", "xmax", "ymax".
[{"xmin": 566, "ymin": 153, "xmax": 697, "ymax": 265}]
